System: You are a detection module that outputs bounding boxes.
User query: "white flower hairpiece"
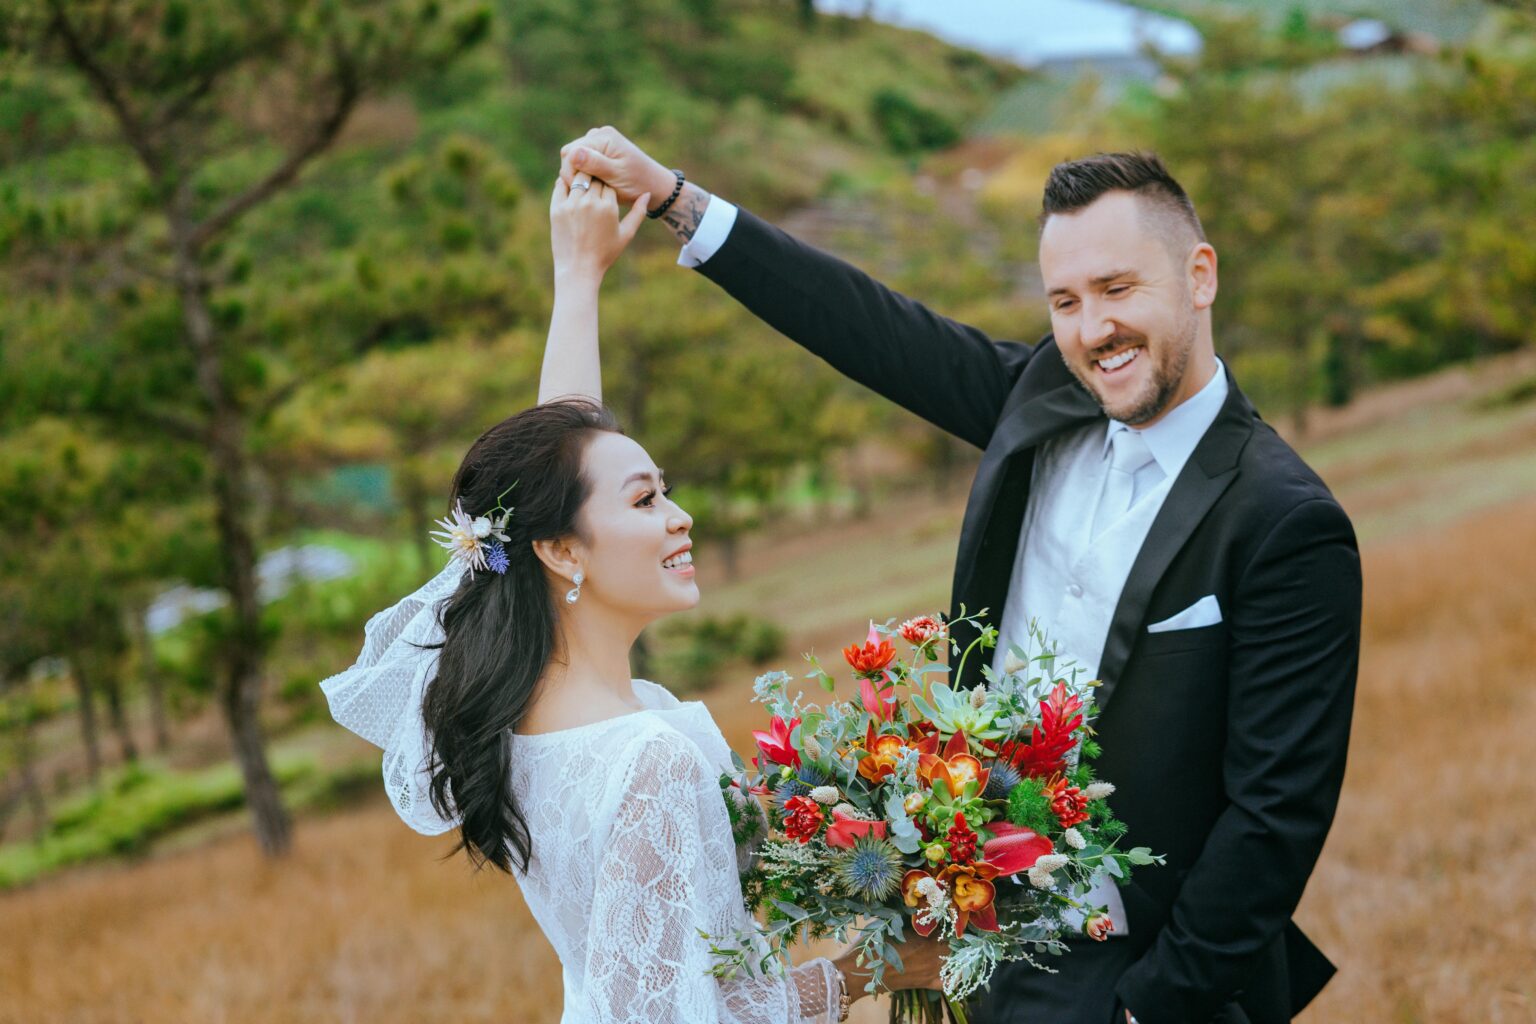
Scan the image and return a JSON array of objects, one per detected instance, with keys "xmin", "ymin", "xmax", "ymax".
[{"xmin": 429, "ymin": 482, "xmax": 516, "ymax": 576}]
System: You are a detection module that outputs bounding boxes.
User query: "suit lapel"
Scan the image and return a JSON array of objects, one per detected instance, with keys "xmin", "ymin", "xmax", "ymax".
[
  {"xmin": 953, "ymin": 381, "xmax": 1103, "ymax": 603},
  {"xmin": 951, "ymin": 381, "xmax": 1103, "ymax": 688},
  {"xmin": 1095, "ymin": 370, "xmax": 1256, "ymax": 709}
]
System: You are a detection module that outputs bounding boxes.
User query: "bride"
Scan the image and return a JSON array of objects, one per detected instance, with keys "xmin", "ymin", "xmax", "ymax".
[{"xmin": 320, "ymin": 168, "xmax": 948, "ymax": 1021}]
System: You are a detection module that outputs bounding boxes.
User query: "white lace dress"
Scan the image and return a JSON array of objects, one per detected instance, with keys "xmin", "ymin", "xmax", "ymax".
[{"xmin": 320, "ymin": 562, "xmax": 842, "ymax": 1023}]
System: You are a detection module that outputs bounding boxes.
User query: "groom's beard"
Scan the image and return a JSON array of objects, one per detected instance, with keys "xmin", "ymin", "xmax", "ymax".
[{"xmin": 1069, "ymin": 313, "xmax": 1197, "ymax": 426}]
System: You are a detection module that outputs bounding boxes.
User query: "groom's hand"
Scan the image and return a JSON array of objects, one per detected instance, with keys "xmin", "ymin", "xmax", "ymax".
[{"xmin": 558, "ymin": 126, "xmax": 675, "ymax": 212}]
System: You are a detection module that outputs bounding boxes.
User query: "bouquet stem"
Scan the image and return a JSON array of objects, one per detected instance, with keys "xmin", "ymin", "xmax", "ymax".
[{"xmin": 889, "ymin": 991, "xmax": 969, "ymax": 1024}]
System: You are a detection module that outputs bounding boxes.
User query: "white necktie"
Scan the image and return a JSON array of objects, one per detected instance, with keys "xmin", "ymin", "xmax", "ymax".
[{"xmin": 1092, "ymin": 427, "xmax": 1158, "ymax": 541}]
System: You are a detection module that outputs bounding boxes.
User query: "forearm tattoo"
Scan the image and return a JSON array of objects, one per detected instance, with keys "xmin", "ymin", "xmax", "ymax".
[{"xmin": 660, "ymin": 182, "xmax": 710, "ymax": 245}]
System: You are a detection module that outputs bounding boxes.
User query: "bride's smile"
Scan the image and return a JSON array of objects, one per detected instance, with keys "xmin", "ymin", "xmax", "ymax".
[{"xmin": 556, "ymin": 430, "xmax": 700, "ymax": 620}]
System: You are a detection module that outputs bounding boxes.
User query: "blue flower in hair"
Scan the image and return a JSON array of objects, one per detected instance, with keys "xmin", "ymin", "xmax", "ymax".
[{"xmin": 486, "ymin": 540, "xmax": 510, "ymax": 575}]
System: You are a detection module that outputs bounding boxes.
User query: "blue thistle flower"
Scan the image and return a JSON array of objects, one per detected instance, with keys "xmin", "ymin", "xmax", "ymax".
[
  {"xmin": 984, "ymin": 760, "xmax": 1023, "ymax": 800},
  {"xmin": 486, "ymin": 540, "xmax": 510, "ymax": 574},
  {"xmin": 834, "ymin": 834, "xmax": 904, "ymax": 902},
  {"xmin": 772, "ymin": 763, "xmax": 831, "ymax": 812}
]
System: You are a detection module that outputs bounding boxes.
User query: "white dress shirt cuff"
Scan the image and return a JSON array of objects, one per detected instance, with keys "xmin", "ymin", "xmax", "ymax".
[{"xmin": 675, "ymin": 196, "xmax": 739, "ymax": 268}]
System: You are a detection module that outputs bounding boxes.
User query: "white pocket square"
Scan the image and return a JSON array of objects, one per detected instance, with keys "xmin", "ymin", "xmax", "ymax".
[{"xmin": 1148, "ymin": 594, "xmax": 1222, "ymax": 633}]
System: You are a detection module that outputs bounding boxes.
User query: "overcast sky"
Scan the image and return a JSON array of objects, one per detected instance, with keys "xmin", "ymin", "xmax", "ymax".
[{"xmin": 815, "ymin": 0, "xmax": 1202, "ymax": 65}]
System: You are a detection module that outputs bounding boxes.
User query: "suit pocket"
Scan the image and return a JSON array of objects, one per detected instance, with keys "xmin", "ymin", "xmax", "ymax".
[
  {"xmin": 1136, "ymin": 620, "xmax": 1226, "ymax": 657},
  {"xmin": 1147, "ymin": 594, "xmax": 1222, "ymax": 632}
]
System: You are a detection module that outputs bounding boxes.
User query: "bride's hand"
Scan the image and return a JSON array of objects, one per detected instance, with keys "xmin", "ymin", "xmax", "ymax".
[
  {"xmin": 549, "ymin": 173, "xmax": 650, "ymax": 282},
  {"xmin": 831, "ymin": 932, "xmax": 949, "ymax": 1002}
]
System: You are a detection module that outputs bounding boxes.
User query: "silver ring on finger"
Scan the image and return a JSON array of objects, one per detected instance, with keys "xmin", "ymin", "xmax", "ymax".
[{"xmin": 571, "ymin": 180, "xmax": 591, "ymax": 192}]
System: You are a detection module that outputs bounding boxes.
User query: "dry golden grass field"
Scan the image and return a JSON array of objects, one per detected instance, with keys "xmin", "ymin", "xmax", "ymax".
[{"xmin": 4, "ymin": 358, "xmax": 1535, "ymax": 1024}]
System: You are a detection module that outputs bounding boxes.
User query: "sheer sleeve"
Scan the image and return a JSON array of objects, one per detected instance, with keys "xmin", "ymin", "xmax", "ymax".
[
  {"xmin": 582, "ymin": 728, "xmax": 843, "ymax": 1023},
  {"xmin": 318, "ymin": 560, "xmax": 463, "ymax": 836}
]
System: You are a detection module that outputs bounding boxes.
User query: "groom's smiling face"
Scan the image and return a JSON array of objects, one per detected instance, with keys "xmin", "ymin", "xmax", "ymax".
[{"xmin": 1039, "ymin": 190, "xmax": 1217, "ymax": 427}]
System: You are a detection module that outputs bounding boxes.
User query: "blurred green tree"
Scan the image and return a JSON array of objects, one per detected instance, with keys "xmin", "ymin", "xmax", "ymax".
[{"xmin": 0, "ymin": 0, "xmax": 501, "ymax": 857}]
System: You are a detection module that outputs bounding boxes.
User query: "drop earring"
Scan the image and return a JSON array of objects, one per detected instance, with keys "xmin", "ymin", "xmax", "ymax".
[{"xmin": 565, "ymin": 571, "xmax": 584, "ymax": 605}]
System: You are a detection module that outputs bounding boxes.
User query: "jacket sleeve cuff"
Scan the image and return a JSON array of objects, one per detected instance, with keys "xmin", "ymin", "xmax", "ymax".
[{"xmin": 676, "ymin": 195, "xmax": 738, "ymax": 267}]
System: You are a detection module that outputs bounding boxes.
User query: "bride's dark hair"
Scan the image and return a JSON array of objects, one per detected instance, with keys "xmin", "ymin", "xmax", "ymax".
[{"xmin": 417, "ymin": 397, "xmax": 621, "ymax": 874}]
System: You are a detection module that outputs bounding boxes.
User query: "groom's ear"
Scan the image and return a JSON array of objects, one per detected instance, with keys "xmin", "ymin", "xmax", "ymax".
[{"xmin": 1188, "ymin": 242, "xmax": 1218, "ymax": 310}]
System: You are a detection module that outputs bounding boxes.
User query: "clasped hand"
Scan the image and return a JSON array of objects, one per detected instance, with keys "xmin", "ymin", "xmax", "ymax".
[{"xmin": 548, "ymin": 171, "xmax": 649, "ymax": 282}]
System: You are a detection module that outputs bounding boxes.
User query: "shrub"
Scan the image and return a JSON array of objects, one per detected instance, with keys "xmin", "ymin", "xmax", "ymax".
[{"xmin": 871, "ymin": 88, "xmax": 960, "ymax": 154}]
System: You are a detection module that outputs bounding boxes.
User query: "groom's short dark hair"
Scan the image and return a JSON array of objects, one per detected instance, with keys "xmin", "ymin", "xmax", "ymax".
[{"xmin": 1040, "ymin": 151, "xmax": 1207, "ymax": 253}]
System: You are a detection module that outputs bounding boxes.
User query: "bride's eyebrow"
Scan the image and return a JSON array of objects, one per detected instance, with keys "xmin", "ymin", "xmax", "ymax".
[{"xmin": 620, "ymin": 469, "xmax": 662, "ymax": 490}]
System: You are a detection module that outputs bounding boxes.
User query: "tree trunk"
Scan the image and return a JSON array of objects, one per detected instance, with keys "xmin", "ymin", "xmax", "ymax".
[
  {"xmin": 172, "ymin": 184, "xmax": 292, "ymax": 857},
  {"xmin": 929, "ymin": 431, "xmax": 959, "ymax": 496},
  {"xmin": 223, "ymin": 671, "xmax": 291, "ymax": 856},
  {"xmin": 127, "ymin": 606, "xmax": 172, "ymax": 752},
  {"xmin": 69, "ymin": 660, "xmax": 103, "ymax": 786},
  {"xmin": 101, "ymin": 669, "xmax": 139, "ymax": 765},
  {"xmin": 400, "ymin": 464, "xmax": 436, "ymax": 576},
  {"xmin": 1291, "ymin": 329, "xmax": 1311, "ymax": 440},
  {"xmin": 206, "ymin": 383, "xmax": 293, "ymax": 857},
  {"xmin": 17, "ymin": 709, "xmax": 50, "ymax": 841},
  {"xmin": 719, "ymin": 529, "xmax": 742, "ymax": 583}
]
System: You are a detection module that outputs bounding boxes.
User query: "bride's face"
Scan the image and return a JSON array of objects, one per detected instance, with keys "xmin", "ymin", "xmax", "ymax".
[{"xmin": 569, "ymin": 432, "xmax": 699, "ymax": 620}]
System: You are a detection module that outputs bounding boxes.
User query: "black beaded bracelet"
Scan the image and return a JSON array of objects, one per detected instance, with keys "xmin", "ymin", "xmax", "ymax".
[{"xmin": 646, "ymin": 168, "xmax": 685, "ymax": 220}]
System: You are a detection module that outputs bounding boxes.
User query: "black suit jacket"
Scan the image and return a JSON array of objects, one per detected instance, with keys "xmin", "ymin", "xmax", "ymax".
[{"xmin": 693, "ymin": 205, "xmax": 1362, "ymax": 1023}]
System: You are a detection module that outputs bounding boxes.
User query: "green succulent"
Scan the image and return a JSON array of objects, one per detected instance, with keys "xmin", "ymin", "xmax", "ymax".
[{"xmin": 910, "ymin": 683, "xmax": 1007, "ymax": 743}]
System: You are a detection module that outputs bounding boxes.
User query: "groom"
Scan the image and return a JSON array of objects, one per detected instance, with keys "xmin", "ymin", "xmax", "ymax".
[{"xmin": 559, "ymin": 130, "xmax": 1360, "ymax": 1024}]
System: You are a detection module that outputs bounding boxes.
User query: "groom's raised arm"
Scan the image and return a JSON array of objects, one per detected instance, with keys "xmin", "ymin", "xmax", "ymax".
[
  {"xmin": 679, "ymin": 196, "xmax": 1035, "ymax": 450},
  {"xmin": 556, "ymin": 129, "xmax": 1035, "ymax": 448}
]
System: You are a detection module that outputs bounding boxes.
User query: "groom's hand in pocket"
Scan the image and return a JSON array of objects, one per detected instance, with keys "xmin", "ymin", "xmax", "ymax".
[{"xmin": 559, "ymin": 126, "xmax": 675, "ymax": 211}]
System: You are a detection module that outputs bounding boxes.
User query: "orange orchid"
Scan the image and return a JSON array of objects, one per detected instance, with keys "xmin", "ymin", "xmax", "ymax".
[
  {"xmin": 900, "ymin": 869, "xmax": 942, "ymax": 937},
  {"xmin": 857, "ymin": 722, "xmax": 940, "ymax": 784},
  {"xmin": 937, "ymin": 861, "xmax": 1001, "ymax": 935},
  {"xmin": 917, "ymin": 729, "xmax": 991, "ymax": 798}
]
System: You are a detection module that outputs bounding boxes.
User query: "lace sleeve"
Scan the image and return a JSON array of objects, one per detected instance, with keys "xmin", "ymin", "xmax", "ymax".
[
  {"xmin": 582, "ymin": 729, "xmax": 842, "ymax": 1024},
  {"xmin": 318, "ymin": 561, "xmax": 463, "ymax": 836}
]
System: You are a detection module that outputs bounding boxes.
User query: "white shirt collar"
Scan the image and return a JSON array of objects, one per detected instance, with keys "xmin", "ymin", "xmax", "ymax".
[{"xmin": 1102, "ymin": 356, "xmax": 1228, "ymax": 479}]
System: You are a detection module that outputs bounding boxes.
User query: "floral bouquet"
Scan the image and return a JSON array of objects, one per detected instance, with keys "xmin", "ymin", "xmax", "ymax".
[{"xmin": 709, "ymin": 610, "xmax": 1162, "ymax": 1024}]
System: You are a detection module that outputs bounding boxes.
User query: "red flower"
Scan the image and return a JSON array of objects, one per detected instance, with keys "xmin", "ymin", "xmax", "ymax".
[
  {"xmin": 946, "ymin": 812, "xmax": 978, "ymax": 865},
  {"xmin": 1045, "ymin": 775, "xmax": 1090, "ymax": 829},
  {"xmin": 844, "ymin": 622, "xmax": 896, "ymax": 677},
  {"xmin": 751, "ymin": 715, "xmax": 801, "ymax": 770},
  {"xmin": 996, "ymin": 681, "xmax": 1084, "ymax": 778},
  {"xmin": 1084, "ymin": 913, "xmax": 1115, "ymax": 941},
  {"xmin": 825, "ymin": 808, "xmax": 890, "ymax": 849},
  {"xmin": 899, "ymin": 615, "xmax": 946, "ymax": 649},
  {"xmin": 783, "ymin": 795, "xmax": 823, "ymax": 843},
  {"xmin": 981, "ymin": 822, "xmax": 1054, "ymax": 876}
]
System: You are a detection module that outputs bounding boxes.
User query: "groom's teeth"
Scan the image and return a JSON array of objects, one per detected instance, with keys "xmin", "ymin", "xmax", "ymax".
[
  {"xmin": 662, "ymin": 551, "xmax": 693, "ymax": 570},
  {"xmin": 1097, "ymin": 348, "xmax": 1139, "ymax": 371}
]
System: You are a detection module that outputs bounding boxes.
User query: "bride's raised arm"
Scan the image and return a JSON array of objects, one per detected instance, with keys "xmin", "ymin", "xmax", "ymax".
[{"xmin": 539, "ymin": 174, "xmax": 651, "ymax": 405}]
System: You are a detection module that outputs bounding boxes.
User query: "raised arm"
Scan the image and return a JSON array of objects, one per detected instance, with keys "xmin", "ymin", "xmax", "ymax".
[
  {"xmin": 539, "ymin": 174, "xmax": 650, "ymax": 405},
  {"xmin": 558, "ymin": 128, "xmax": 1037, "ymax": 449}
]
